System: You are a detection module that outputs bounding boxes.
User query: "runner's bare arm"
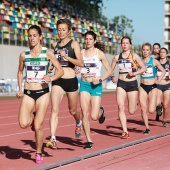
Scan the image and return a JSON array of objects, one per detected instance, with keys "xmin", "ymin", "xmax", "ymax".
[
  {"xmin": 66, "ymin": 40, "xmax": 84, "ymax": 67},
  {"xmin": 45, "ymin": 50, "xmax": 64, "ymax": 82},
  {"xmin": 131, "ymin": 53, "xmax": 146, "ymax": 76},
  {"xmin": 16, "ymin": 52, "xmax": 25, "ymax": 98}
]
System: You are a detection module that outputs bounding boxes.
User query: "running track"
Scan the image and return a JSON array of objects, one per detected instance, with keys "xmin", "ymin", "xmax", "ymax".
[{"xmin": 0, "ymin": 93, "xmax": 170, "ymax": 170}]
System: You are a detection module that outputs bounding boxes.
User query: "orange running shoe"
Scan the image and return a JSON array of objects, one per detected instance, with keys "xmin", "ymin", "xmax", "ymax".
[
  {"xmin": 121, "ymin": 132, "xmax": 129, "ymax": 139},
  {"xmin": 46, "ymin": 139, "xmax": 57, "ymax": 149}
]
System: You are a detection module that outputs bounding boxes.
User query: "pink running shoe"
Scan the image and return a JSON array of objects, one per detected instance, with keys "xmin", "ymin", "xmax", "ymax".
[{"xmin": 35, "ymin": 153, "xmax": 43, "ymax": 164}]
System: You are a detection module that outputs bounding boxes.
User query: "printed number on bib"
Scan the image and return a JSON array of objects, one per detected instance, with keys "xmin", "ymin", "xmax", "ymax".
[
  {"xmin": 54, "ymin": 48, "xmax": 69, "ymax": 66},
  {"xmin": 27, "ymin": 66, "xmax": 46, "ymax": 82},
  {"xmin": 142, "ymin": 64, "xmax": 153, "ymax": 77},
  {"xmin": 157, "ymin": 71, "xmax": 169, "ymax": 79},
  {"xmin": 81, "ymin": 63, "xmax": 97, "ymax": 77},
  {"xmin": 118, "ymin": 59, "xmax": 132, "ymax": 73}
]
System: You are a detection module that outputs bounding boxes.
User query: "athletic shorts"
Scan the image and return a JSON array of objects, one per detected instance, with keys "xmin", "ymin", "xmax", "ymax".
[
  {"xmin": 157, "ymin": 83, "xmax": 170, "ymax": 92},
  {"xmin": 140, "ymin": 83, "xmax": 157, "ymax": 94},
  {"xmin": 117, "ymin": 79, "xmax": 138, "ymax": 92},
  {"xmin": 79, "ymin": 80, "xmax": 102, "ymax": 97},
  {"xmin": 24, "ymin": 88, "xmax": 49, "ymax": 101},
  {"xmin": 52, "ymin": 77, "xmax": 78, "ymax": 92}
]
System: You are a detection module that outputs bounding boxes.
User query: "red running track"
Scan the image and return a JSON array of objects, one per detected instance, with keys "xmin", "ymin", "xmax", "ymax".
[
  {"xmin": 0, "ymin": 93, "xmax": 169, "ymax": 170},
  {"xmin": 57, "ymin": 136, "xmax": 170, "ymax": 170}
]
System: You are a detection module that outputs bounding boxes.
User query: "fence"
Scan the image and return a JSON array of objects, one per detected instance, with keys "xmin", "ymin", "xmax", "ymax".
[
  {"xmin": 0, "ymin": 79, "xmax": 18, "ymax": 95},
  {"xmin": 0, "ymin": 77, "xmax": 117, "ymax": 95}
]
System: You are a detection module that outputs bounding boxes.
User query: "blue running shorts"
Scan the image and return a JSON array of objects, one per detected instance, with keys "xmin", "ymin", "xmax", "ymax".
[{"xmin": 79, "ymin": 80, "xmax": 102, "ymax": 97}]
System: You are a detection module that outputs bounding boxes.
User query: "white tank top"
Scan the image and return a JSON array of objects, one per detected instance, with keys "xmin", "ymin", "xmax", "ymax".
[
  {"xmin": 81, "ymin": 48, "xmax": 102, "ymax": 78},
  {"xmin": 24, "ymin": 47, "xmax": 50, "ymax": 84}
]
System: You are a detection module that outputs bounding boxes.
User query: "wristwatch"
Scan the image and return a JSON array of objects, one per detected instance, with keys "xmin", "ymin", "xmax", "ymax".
[{"xmin": 99, "ymin": 79, "xmax": 102, "ymax": 83}]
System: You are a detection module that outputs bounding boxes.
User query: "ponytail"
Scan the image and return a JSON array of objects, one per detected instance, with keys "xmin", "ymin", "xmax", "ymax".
[{"xmin": 94, "ymin": 41, "xmax": 105, "ymax": 53}]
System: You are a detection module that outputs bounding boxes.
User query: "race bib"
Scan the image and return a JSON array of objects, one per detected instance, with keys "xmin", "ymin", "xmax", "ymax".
[
  {"xmin": 142, "ymin": 64, "xmax": 153, "ymax": 77},
  {"xmin": 26, "ymin": 66, "xmax": 46, "ymax": 83},
  {"xmin": 81, "ymin": 63, "xmax": 97, "ymax": 77},
  {"xmin": 157, "ymin": 71, "xmax": 169, "ymax": 79},
  {"xmin": 118, "ymin": 59, "xmax": 132, "ymax": 73},
  {"xmin": 54, "ymin": 48, "xmax": 69, "ymax": 66}
]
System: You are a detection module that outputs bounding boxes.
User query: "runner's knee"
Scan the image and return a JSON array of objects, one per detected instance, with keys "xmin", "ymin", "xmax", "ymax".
[
  {"xmin": 82, "ymin": 112, "xmax": 89, "ymax": 119},
  {"xmin": 118, "ymin": 104, "xmax": 125, "ymax": 112},
  {"xmin": 34, "ymin": 125, "xmax": 42, "ymax": 132},
  {"xmin": 69, "ymin": 108, "xmax": 77, "ymax": 116},
  {"xmin": 149, "ymin": 108, "xmax": 155, "ymax": 114},
  {"xmin": 19, "ymin": 122, "xmax": 29, "ymax": 129},
  {"xmin": 51, "ymin": 106, "xmax": 59, "ymax": 116},
  {"xmin": 91, "ymin": 114, "xmax": 98, "ymax": 121},
  {"xmin": 129, "ymin": 108, "xmax": 136, "ymax": 114}
]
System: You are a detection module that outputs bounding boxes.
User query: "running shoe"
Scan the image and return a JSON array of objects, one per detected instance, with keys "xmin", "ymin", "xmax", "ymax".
[
  {"xmin": 121, "ymin": 132, "xmax": 129, "ymax": 139},
  {"xmin": 143, "ymin": 129, "xmax": 150, "ymax": 135},
  {"xmin": 75, "ymin": 125, "xmax": 82, "ymax": 138},
  {"xmin": 30, "ymin": 112, "xmax": 36, "ymax": 131},
  {"xmin": 162, "ymin": 121, "xmax": 167, "ymax": 127},
  {"xmin": 84, "ymin": 142, "xmax": 93, "ymax": 150},
  {"xmin": 156, "ymin": 105, "xmax": 163, "ymax": 116},
  {"xmin": 35, "ymin": 153, "xmax": 43, "ymax": 164},
  {"xmin": 99, "ymin": 106, "xmax": 105, "ymax": 124},
  {"xmin": 46, "ymin": 139, "xmax": 57, "ymax": 149}
]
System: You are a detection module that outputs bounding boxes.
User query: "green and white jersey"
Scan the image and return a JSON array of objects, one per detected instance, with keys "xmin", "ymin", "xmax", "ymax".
[{"xmin": 24, "ymin": 47, "xmax": 50, "ymax": 84}]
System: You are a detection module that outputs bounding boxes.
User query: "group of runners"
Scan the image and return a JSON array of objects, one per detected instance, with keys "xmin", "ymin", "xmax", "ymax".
[{"xmin": 16, "ymin": 18, "xmax": 170, "ymax": 164}]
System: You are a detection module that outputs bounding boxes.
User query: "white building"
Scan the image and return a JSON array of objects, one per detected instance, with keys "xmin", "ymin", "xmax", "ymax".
[{"xmin": 165, "ymin": 0, "xmax": 170, "ymax": 52}]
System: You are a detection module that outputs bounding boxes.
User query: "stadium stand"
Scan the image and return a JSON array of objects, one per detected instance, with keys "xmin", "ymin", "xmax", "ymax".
[
  {"xmin": 0, "ymin": 0, "xmax": 120, "ymax": 94},
  {"xmin": 0, "ymin": 0, "xmax": 122, "ymax": 53}
]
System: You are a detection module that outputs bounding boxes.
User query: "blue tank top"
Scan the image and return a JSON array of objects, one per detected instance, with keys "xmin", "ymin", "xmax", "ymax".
[{"xmin": 141, "ymin": 57, "xmax": 157, "ymax": 79}]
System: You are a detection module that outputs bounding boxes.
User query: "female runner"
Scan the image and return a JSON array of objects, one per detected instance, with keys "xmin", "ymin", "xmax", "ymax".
[
  {"xmin": 111, "ymin": 36, "xmax": 146, "ymax": 138},
  {"xmin": 16, "ymin": 25, "xmax": 63, "ymax": 163},
  {"xmin": 139, "ymin": 43, "xmax": 165, "ymax": 134}
]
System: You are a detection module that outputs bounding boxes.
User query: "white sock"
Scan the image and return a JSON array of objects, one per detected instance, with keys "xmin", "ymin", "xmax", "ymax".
[
  {"xmin": 76, "ymin": 120, "xmax": 82, "ymax": 126},
  {"xmin": 51, "ymin": 136, "xmax": 56, "ymax": 141}
]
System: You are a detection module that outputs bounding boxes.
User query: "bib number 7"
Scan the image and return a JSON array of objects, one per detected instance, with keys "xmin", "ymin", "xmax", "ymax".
[{"xmin": 34, "ymin": 71, "xmax": 38, "ymax": 78}]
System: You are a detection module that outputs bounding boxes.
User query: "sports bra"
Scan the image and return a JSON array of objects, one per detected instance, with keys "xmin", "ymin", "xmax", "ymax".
[{"xmin": 117, "ymin": 51, "xmax": 138, "ymax": 74}]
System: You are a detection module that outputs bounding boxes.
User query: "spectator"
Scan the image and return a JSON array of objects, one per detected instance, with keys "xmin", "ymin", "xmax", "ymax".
[
  {"xmin": 1, "ymin": 0, "xmax": 12, "ymax": 6},
  {"xmin": 39, "ymin": 0, "xmax": 50, "ymax": 14}
]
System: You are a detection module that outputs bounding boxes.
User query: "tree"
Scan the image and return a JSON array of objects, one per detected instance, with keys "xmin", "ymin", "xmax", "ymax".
[
  {"xmin": 109, "ymin": 15, "xmax": 134, "ymax": 38},
  {"xmin": 133, "ymin": 45, "xmax": 142, "ymax": 57},
  {"xmin": 64, "ymin": 0, "xmax": 103, "ymax": 21}
]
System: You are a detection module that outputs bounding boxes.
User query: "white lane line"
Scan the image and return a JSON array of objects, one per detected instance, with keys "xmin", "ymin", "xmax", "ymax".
[{"xmin": 0, "ymin": 112, "xmax": 144, "ymax": 138}]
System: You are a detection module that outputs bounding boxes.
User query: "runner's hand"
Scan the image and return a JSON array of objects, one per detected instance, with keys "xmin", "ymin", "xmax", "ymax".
[
  {"xmin": 16, "ymin": 91, "xmax": 22, "ymax": 98},
  {"xmin": 74, "ymin": 66, "xmax": 80, "ymax": 74},
  {"xmin": 111, "ymin": 76, "xmax": 117, "ymax": 83},
  {"xmin": 60, "ymin": 50, "xmax": 68, "ymax": 59},
  {"xmin": 128, "ymin": 72, "xmax": 135, "ymax": 77},
  {"xmin": 48, "ymin": 65, "xmax": 54, "ymax": 73},
  {"xmin": 92, "ymin": 78, "xmax": 100, "ymax": 85},
  {"xmin": 43, "ymin": 75, "xmax": 52, "ymax": 83}
]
